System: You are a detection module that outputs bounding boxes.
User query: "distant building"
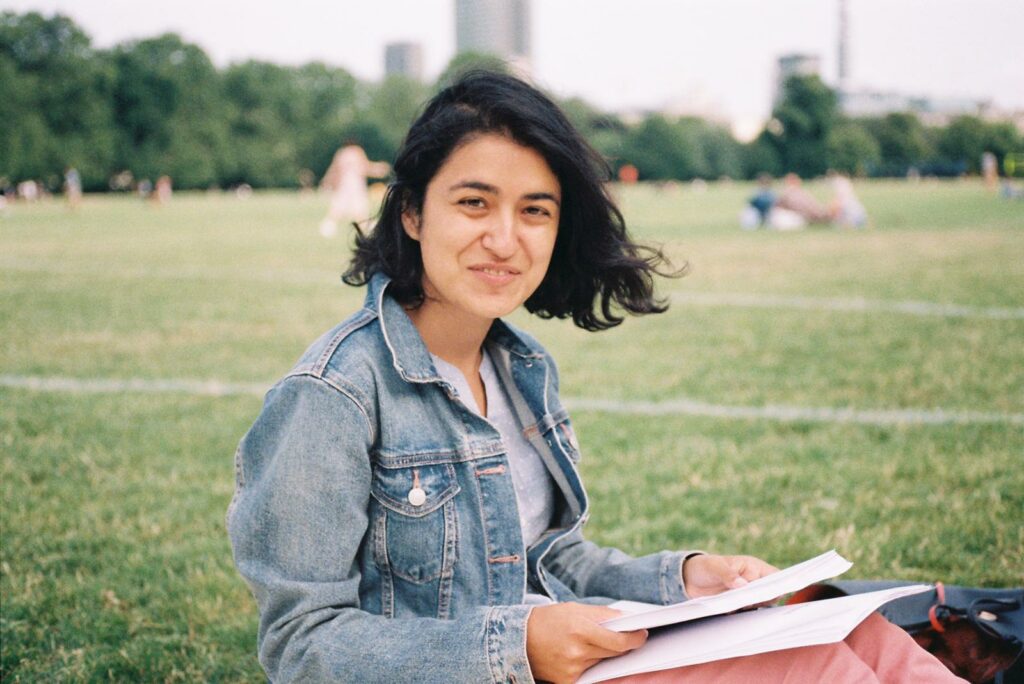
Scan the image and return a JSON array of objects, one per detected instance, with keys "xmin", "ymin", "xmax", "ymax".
[
  {"xmin": 455, "ymin": 0, "xmax": 531, "ymax": 74},
  {"xmin": 838, "ymin": 90, "xmax": 991, "ymax": 125},
  {"xmin": 829, "ymin": 0, "xmax": 996, "ymax": 126},
  {"xmin": 837, "ymin": 0, "xmax": 850, "ymax": 92},
  {"xmin": 661, "ymin": 84, "xmax": 730, "ymax": 126},
  {"xmin": 385, "ymin": 42, "xmax": 424, "ymax": 81}
]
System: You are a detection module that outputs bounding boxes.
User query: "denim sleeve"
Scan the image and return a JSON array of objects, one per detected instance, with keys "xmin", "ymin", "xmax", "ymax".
[
  {"xmin": 542, "ymin": 529, "xmax": 701, "ymax": 606},
  {"xmin": 226, "ymin": 375, "xmax": 535, "ymax": 683}
]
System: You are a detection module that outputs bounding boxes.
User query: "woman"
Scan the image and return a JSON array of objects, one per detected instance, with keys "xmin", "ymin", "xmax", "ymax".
[{"xmin": 227, "ymin": 72, "xmax": 961, "ymax": 683}]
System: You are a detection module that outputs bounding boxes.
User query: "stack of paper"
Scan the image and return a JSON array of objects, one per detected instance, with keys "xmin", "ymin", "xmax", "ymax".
[
  {"xmin": 577, "ymin": 550, "xmax": 931, "ymax": 684},
  {"xmin": 601, "ymin": 549, "xmax": 854, "ymax": 632}
]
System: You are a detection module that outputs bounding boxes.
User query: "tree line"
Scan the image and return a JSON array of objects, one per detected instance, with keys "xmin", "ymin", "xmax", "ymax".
[{"xmin": 2, "ymin": 11, "xmax": 1020, "ymax": 192}]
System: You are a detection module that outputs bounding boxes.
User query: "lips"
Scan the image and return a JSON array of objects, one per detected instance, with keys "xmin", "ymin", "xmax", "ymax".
[
  {"xmin": 468, "ymin": 263, "xmax": 522, "ymax": 287},
  {"xmin": 469, "ymin": 264, "xmax": 521, "ymax": 276}
]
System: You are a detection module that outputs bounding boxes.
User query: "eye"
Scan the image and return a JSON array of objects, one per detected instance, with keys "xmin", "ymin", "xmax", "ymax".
[
  {"xmin": 458, "ymin": 197, "xmax": 486, "ymax": 209},
  {"xmin": 524, "ymin": 205, "xmax": 553, "ymax": 218}
]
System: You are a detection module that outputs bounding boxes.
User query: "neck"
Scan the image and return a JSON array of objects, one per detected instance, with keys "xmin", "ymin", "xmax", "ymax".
[{"xmin": 405, "ymin": 298, "xmax": 492, "ymax": 376}]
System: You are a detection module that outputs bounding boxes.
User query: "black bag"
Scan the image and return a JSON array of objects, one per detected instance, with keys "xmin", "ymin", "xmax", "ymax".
[{"xmin": 790, "ymin": 580, "xmax": 1024, "ymax": 684}]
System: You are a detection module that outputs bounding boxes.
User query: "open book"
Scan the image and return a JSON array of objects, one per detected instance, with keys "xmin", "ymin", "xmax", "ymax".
[{"xmin": 577, "ymin": 550, "xmax": 931, "ymax": 684}]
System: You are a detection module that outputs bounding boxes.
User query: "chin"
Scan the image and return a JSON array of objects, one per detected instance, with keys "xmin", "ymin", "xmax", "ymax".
[{"xmin": 467, "ymin": 296, "xmax": 524, "ymax": 321}]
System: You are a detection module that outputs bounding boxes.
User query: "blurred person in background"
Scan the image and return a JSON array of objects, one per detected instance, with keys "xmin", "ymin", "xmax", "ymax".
[
  {"xmin": 319, "ymin": 142, "xmax": 391, "ymax": 238},
  {"xmin": 744, "ymin": 173, "xmax": 776, "ymax": 228},
  {"xmin": 828, "ymin": 171, "xmax": 868, "ymax": 228},
  {"xmin": 64, "ymin": 167, "xmax": 82, "ymax": 209},
  {"xmin": 981, "ymin": 152, "xmax": 998, "ymax": 191},
  {"xmin": 776, "ymin": 172, "xmax": 830, "ymax": 225},
  {"xmin": 154, "ymin": 175, "xmax": 172, "ymax": 204}
]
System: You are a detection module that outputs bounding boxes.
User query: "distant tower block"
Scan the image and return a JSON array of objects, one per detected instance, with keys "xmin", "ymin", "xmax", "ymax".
[
  {"xmin": 385, "ymin": 42, "xmax": 424, "ymax": 81},
  {"xmin": 455, "ymin": 0, "xmax": 532, "ymax": 74},
  {"xmin": 838, "ymin": 0, "xmax": 850, "ymax": 92}
]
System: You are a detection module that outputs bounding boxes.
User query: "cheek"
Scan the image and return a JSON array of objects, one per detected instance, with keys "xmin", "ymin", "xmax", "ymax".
[
  {"xmin": 532, "ymin": 228, "xmax": 559, "ymax": 270},
  {"xmin": 418, "ymin": 221, "xmax": 471, "ymax": 272}
]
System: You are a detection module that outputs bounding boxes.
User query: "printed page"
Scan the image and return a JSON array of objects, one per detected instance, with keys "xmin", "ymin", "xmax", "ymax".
[
  {"xmin": 602, "ymin": 549, "xmax": 853, "ymax": 632},
  {"xmin": 579, "ymin": 584, "xmax": 932, "ymax": 683}
]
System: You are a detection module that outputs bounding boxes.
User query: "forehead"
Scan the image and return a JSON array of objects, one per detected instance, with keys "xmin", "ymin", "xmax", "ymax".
[{"xmin": 431, "ymin": 134, "xmax": 560, "ymax": 195}]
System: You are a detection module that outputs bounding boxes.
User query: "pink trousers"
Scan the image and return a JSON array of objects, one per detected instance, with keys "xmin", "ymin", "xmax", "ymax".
[{"xmin": 608, "ymin": 613, "xmax": 966, "ymax": 683}]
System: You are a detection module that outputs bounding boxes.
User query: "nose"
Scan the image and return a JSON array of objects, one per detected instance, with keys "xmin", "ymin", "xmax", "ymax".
[{"xmin": 480, "ymin": 211, "xmax": 517, "ymax": 259}]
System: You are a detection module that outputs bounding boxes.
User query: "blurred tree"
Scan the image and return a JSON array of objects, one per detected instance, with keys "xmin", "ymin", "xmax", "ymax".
[
  {"xmin": 292, "ymin": 62, "xmax": 359, "ymax": 177},
  {"xmin": 0, "ymin": 11, "xmax": 117, "ymax": 189},
  {"xmin": 862, "ymin": 112, "xmax": 931, "ymax": 175},
  {"xmin": 687, "ymin": 120, "xmax": 743, "ymax": 179},
  {"xmin": 937, "ymin": 115, "xmax": 1021, "ymax": 174},
  {"xmin": 111, "ymin": 33, "xmax": 230, "ymax": 188},
  {"xmin": 222, "ymin": 60, "xmax": 304, "ymax": 187},
  {"xmin": 559, "ymin": 96, "xmax": 627, "ymax": 174},
  {"xmin": 434, "ymin": 51, "xmax": 509, "ymax": 91},
  {"xmin": 360, "ymin": 75, "xmax": 429, "ymax": 160},
  {"xmin": 12, "ymin": 10, "xmax": 1017, "ymax": 191},
  {"xmin": 981, "ymin": 121, "xmax": 1023, "ymax": 173},
  {"xmin": 763, "ymin": 74, "xmax": 837, "ymax": 177},
  {"xmin": 741, "ymin": 134, "xmax": 783, "ymax": 179},
  {"xmin": 936, "ymin": 116, "xmax": 987, "ymax": 174},
  {"xmin": 620, "ymin": 115, "xmax": 705, "ymax": 180},
  {"xmin": 826, "ymin": 122, "xmax": 881, "ymax": 176}
]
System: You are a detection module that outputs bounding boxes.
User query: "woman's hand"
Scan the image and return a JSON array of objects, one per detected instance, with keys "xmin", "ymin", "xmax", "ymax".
[
  {"xmin": 526, "ymin": 603, "xmax": 647, "ymax": 684},
  {"xmin": 682, "ymin": 554, "xmax": 779, "ymax": 599}
]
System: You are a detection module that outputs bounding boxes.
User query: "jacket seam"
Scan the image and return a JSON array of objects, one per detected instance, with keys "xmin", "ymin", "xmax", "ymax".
[
  {"xmin": 311, "ymin": 307, "xmax": 377, "ymax": 376},
  {"xmin": 282, "ymin": 371, "xmax": 376, "ymax": 444}
]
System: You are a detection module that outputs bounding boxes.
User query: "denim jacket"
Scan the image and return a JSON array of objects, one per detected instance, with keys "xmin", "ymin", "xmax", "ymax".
[{"xmin": 227, "ymin": 273, "xmax": 696, "ymax": 683}]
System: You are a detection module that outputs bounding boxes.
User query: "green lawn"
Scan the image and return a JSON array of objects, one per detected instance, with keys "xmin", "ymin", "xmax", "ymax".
[{"xmin": 2, "ymin": 180, "xmax": 1022, "ymax": 681}]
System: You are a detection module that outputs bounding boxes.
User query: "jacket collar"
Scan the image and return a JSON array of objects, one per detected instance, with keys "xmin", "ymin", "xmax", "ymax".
[{"xmin": 364, "ymin": 272, "xmax": 544, "ymax": 384}]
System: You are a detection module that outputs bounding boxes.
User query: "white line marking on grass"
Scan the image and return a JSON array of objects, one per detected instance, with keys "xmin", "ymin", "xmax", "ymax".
[
  {"xmin": 0, "ymin": 375, "xmax": 266, "ymax": 397},
  {"xmin": 3, "ymin": 375, "xmax": 1021, "ymax": 427},
  {"xmin": 668, "ymin": 292, "xmax": 1024, "ymax": 320}
]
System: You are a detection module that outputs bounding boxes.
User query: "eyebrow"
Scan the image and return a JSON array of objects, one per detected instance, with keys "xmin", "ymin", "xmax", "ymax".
[{"xmin": 448, "ymin": 181, "xmax": 561, "ymax": 206}]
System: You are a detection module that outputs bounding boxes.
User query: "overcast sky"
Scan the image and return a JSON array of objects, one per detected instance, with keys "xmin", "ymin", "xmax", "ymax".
[{"xmin": 5, "ymin": 0, "xmax": 1022, "ymax": 139}]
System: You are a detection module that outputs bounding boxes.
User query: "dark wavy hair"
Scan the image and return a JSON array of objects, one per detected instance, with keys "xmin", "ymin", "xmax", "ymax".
[{"xmin": 342, "ymin": 70, "xmax": 683, "ymax": 331}]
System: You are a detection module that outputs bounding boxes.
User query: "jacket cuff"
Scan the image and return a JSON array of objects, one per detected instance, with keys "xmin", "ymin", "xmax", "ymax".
[
  {"xmin": 485, "ymin": 604, "xmax": 536, "ymax": 684},
  {"xmin": 659, "ymin": 550, "xmax": 704, "ymax": 604}
]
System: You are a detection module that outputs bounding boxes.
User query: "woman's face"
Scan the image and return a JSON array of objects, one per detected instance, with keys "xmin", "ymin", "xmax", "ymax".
[{"xmin": 402, "ymin": 133, "xmax": 561, "ymax": 326}]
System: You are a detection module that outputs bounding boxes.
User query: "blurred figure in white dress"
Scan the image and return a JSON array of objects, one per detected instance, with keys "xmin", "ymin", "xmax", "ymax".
[{"xmin": 319, "ymin": 143, "xmax": 390, "ymax": 238}]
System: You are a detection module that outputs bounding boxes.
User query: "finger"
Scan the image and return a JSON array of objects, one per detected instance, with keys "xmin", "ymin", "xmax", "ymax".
[{"xmin": 586, "ymin": 625, "xmax": 649, "ymax": 654}]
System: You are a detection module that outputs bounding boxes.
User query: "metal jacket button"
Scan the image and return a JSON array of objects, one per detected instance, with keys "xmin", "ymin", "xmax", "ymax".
[{"xmin": 408, "ymin": 487, "xmax": 426, "ymax": 506}]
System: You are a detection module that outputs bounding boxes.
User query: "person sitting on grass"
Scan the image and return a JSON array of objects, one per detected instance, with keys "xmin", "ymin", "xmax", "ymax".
[
  {"xmin": 227, "ymin": 71, "xmax": 964, "ymax": 684},
  {"xmin": 776, "ymin": 172, "xmax": 831, "ymax": 225}
]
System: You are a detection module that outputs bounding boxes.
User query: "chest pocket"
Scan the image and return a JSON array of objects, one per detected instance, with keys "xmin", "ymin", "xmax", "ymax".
[{"xmin": 370, "ymin": 462, "xmax": 460, "ymax": 584}]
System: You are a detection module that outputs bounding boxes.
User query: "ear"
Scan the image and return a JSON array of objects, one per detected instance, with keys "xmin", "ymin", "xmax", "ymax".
[{"xmin": 401, "ymin": 209, "xmax": 421, "ymax": 241}]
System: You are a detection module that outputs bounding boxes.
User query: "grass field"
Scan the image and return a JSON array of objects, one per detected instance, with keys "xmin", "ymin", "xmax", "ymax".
[{"xmin": 2, "ymin": 180, "xmax": 1022, "ymax": 681}]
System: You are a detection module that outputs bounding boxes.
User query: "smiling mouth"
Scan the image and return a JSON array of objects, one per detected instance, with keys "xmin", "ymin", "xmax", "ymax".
[{"xmin": 471, "ymin": 266, "xmax": 521, "ymax": 276}]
